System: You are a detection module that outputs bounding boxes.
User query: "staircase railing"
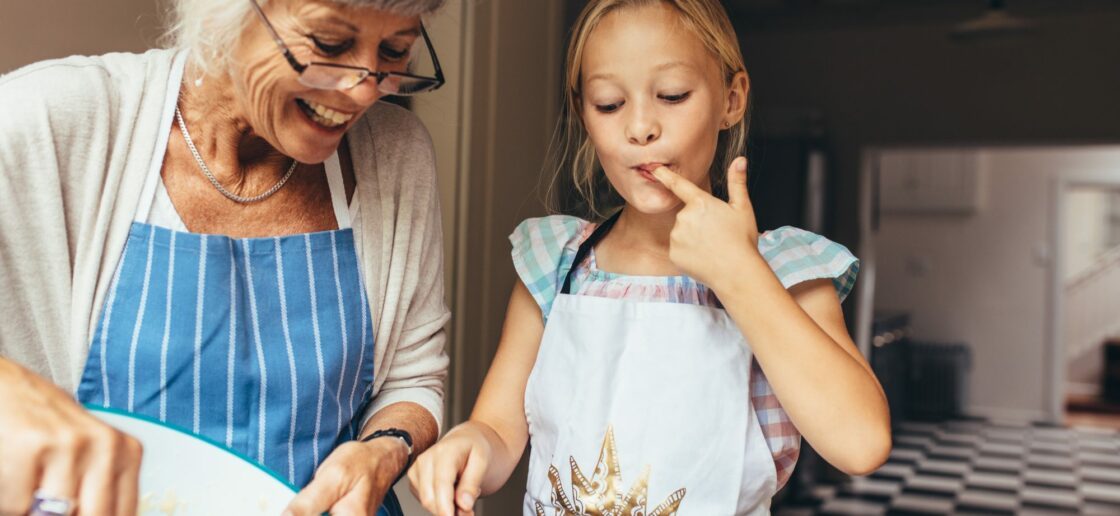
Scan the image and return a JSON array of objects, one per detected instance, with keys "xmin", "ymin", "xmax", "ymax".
[{"xmin": 1065, "ymin": 244, "xmax": 1120, "ymax": 360}]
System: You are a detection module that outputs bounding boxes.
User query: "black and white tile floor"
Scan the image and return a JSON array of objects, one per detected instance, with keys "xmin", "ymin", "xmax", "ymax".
[{"xmin": 775, "ymin": 419, "xmax": 1120, "ymax": 515}]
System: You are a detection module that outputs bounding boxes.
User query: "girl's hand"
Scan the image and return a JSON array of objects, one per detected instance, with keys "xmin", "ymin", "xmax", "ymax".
[
  {"xmin": 651, "ymin": 156, "xmax": 762, "ymax": 287},
  {"xmin": 0, "ymin": 358, "xmax": 143, "ymax": 516},
  {"xmin": 407, "ymin": 423, "xmax": 492, "ymax": 516},
  {"xmin": 283, "ymin": 437, "xmax": 409, "ymax": 516}
]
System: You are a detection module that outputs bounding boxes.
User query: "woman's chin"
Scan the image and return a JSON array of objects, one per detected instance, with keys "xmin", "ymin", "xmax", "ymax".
[{"xmin": 279, "ymin": 136, "xmax": 340, "ymax": 165}]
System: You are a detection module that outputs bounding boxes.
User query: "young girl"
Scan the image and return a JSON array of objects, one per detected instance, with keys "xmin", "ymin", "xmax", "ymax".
[{"xmin": 410, "ymin": 0, "xmax": 891, "ymax": 514}]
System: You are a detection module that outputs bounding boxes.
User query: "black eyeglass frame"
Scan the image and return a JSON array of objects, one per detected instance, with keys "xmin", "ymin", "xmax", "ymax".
[{"xmin": 249, "ymin": 0, "xmax": 444, "ymax": 95}]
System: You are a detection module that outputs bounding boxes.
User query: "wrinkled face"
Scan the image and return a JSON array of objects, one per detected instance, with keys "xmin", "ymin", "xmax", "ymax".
[
  {"xmin": 579, "ymin": 3, "xmax": 729, "ymax": 215},
  {"xmin": 231, "ymin": 0, "xmax": 421, "ymax": 163}
]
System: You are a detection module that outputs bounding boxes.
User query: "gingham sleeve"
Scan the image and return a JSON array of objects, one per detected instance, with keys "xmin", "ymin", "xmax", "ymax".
[
  {"xmin": 752, "ymin": 227, "xmax": 856, "ymax": 487},
  {"xmin": 758, "ymin": 227, "xmax": 859, "ymax": 302},
  {"xmin": 510, "ymin": 215, "xmax": 592, "ymax": 319},
  {"xmin": 750, "ymin": 360, "xmax": 801, "ymax": 490}
]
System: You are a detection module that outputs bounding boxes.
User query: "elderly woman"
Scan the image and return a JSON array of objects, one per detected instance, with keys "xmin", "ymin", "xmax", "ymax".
[{"xmin": 0, "ymin": 0, "xmax": 449, "ymax": 514}]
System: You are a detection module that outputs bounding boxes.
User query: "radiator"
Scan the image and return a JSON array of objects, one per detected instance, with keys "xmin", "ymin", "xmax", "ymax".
[{"xmin": 907, "ymin": 341, "xmax": 972, "ymax": 421}]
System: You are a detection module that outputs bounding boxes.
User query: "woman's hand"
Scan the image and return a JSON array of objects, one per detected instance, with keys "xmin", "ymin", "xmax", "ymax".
[
  {"xmin": 407, "ymin": 423, "xmax": 493, "ymax": 516},
  {"xmin": 283, "ymin": 437, "xmax": 409, "ymax": 516},
  {"xmin": 650, "ymin": 156, "xmax": 761, "ymax": 287},
  {"xmin": 0, "ymin": 358, "xmax": 143, "ymax": 516}
]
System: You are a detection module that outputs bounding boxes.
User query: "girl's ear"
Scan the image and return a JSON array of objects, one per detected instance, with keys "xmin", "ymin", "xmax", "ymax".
[{"xmin": 723, "ymin": 70, "xmax": 750, "ymax": 127}]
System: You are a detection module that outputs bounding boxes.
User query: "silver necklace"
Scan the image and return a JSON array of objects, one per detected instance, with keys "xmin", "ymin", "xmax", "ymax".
[{"xmin": 175, "ymin": 107, "xmax": 298, "ymax": 204}]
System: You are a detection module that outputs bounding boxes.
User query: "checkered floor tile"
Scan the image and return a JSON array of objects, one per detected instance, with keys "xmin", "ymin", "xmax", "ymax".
[{"xmin": 775, "ymin": 419, "xmax": 1120, "ymax": 515}]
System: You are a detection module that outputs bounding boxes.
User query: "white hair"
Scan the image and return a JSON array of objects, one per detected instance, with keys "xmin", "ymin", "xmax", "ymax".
[{"xmin": 163, "ymin": 0, "xmax": 445, "ymax": 78}]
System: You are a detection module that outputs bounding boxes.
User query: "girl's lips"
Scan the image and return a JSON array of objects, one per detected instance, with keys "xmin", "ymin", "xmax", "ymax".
[
  {"xmin": 634, "ymin": 162, "xmax": 668, "ymax": 172},
  {"xmin": 633, "ymin": 163, "xmax": 671, "ymax": 182}
]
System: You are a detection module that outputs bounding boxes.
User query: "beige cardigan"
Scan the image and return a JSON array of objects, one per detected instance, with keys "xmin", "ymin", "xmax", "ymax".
[{"xmin": 0, "ymin": 49, "xmax": 449, "ymax": 429}]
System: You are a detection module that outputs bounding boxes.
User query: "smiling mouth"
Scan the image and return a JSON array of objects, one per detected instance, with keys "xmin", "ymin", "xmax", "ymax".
[{"xmin": 295, "ymin": 98, "xmax": 354, "ymax": 129}]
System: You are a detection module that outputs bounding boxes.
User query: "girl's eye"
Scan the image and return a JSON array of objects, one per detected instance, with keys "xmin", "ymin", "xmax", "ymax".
[
  {"xmin": 311, "ymin": 36, "xmax": 354, "ymax": 57},
  {"xmin": 380, "ymin": 44, "xmax": 410, "ymax": 63},
  {"xmin": 660, "ymin": 92, "xmax": 691, "ymax": 103},
  {"xmin": 595, "ymin": 101, "xmax": 623, "ymax": 114}
]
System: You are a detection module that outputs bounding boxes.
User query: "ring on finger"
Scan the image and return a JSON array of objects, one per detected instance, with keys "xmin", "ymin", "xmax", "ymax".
[{"xmin": 30, "ymin": 491, "xmax": 75, "ymax": 516}]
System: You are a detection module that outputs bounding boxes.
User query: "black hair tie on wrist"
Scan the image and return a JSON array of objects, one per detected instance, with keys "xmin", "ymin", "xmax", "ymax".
[{"xmin": 361, "ymin": 428, "xmax": 414, "ymax": 485}]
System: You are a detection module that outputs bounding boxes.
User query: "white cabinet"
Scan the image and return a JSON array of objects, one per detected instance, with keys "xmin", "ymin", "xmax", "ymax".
[{"xmin": 878, "ymin": 149, "xmax": 985, "ymax": 214}]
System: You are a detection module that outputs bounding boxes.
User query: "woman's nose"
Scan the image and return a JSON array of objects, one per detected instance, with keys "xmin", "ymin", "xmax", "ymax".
[
  {"xmin": 344, "ymin": 73, "xmax": 384, "ymax": 107},
  {"xmin": 337, "ymin": 50, "xmax": 389, "ymax": 106}
]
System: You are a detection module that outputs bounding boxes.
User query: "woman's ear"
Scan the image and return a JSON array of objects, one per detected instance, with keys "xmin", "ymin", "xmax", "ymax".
[{"xmin": 723, "ymin": 70, "xmax": 750, "ymax": 126}]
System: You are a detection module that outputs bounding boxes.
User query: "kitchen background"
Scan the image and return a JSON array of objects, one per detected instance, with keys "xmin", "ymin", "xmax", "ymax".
[{"xmin": 4, "ymin": 0, "xmax": 1120, "ymax": 514}]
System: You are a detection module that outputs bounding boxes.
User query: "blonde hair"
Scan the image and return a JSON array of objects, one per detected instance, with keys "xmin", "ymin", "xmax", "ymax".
[
  {"xmin": 162, "ymin": 0, "xmax": 445, "ymax": 78},
  {"xmin": 546, "ymin": 0, "xmax": 749, "ymax": 220}
]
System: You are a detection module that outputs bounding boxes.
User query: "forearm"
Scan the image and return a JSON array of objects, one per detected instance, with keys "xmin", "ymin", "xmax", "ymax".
[{"xmin": 715, "ymin": 254, "xmax": 890, "ymax": 474}]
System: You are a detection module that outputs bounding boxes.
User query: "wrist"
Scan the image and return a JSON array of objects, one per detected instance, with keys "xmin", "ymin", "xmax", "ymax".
[
  {"xmin": 361, "ymin": 429, "xmax": 413, "ymax": 479},
  {"xmin": 363, "ymin": 436, "xmax": 409, "ymax": 472},
  {"xmin": 711, "ymin": 250, "xmax": 772, "ymax": 300},
  {"xmin": 448, "ymin": 421, "xmax": 497, "ymax": 460}
]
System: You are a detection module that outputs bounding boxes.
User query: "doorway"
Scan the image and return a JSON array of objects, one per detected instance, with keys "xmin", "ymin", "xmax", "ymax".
[{"xmin": 1053, "ymin": 177, "xmax": 1120, "ymax": 430}]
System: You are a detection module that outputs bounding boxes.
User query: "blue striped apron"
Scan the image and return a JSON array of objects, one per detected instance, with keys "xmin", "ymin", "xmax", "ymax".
[{"xmin": 75, "ymin": 51, "xmax": 402, "ymax": 515}]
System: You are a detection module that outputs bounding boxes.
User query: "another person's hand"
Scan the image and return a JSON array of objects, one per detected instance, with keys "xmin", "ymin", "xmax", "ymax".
[
  {"xmin": 283, "ymin": 437, "xmax": 409, "ymax": 516},
  {"xmin": 407, "ymin": 423, "xmax": 492, "ymax": 516},
  {"xmin": 0, "ymin": 358, "xmax": 143, "ymax": 516},
  {"xmin": 651, "ymin": 156, "xmax": 761, "ymax": 287}
]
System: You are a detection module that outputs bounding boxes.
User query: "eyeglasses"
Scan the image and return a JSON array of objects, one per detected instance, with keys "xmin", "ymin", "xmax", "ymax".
[{"xmin": 249, "ymin": 0, "xmax": 444, "ymax": 95}]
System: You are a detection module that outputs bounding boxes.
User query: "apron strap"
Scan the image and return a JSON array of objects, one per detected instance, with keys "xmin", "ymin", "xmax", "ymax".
[
  {"xmin": 135, "ymin": 50, "xmax": 190, "ymax": 224},
  {"xmin": 559, "ymin": 210, "xmax": 622, "ymax": 295},
  {"xmin": 323, "ymin": 150, "xmax": 351, "ymax": 229}
]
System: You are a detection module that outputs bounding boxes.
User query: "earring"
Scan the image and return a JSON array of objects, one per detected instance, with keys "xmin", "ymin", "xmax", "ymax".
[{"xmin": 194, "ymin": 76, "xmax": 204, "ymax": 87}]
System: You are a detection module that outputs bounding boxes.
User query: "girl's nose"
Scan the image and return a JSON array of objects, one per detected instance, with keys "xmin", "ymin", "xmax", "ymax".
[{"xmin": 625, "ymin": 108, "xmax": 661, "ymax": 145}]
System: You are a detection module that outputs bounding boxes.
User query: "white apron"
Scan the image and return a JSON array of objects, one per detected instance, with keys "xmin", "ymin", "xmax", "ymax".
[{"xmin": 523, "ymin": 214, "xmax": 778, "ymax": 515}]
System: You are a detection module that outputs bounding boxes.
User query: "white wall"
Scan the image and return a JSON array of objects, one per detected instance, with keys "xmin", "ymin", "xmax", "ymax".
[{"xmin": 872, "ymin": 146, "xmax": 1120, "ymax": 421}]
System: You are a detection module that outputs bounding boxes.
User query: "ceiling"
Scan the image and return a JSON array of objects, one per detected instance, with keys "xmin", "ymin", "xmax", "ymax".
[{"xmin": 723, "ymin": 0, "xmax": 1120, "ymax": 30}]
